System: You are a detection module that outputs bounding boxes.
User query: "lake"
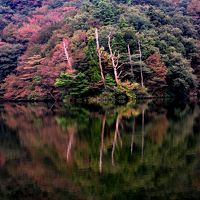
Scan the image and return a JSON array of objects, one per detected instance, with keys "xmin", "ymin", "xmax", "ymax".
[{"xmin": 0, "ymin": 100, "xmax": 200, "ymax": 200}]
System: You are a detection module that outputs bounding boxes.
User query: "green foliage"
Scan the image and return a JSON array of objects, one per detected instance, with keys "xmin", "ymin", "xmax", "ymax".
[
  {"xmin": 55, "ymin": 72, "xmax": 89, "ymax": 98},
  {"xmin": 105, "ymin": 74, "xmax": 116, "ymax": 87},
  {"xmin": 166, "ymin": 53, "xmax": 197, "ymax": 97},
  {"xmin": 32, "ymin": 75, "xmax": 42, "ymax": 85},
  {"xmin": 119, "ymin": 16, "xmax": 129, "ymax": 29},
  {"xmin": 112, "ymin": 32, "xmax": 127, "ymax": 53},
  {"xmin": 85, "ymin": 38, "xmax": 101, "ymax": 82},
  {"xmin": 44, "ymin": 0, "xmax": 200, "ymax": 99},
  {"xmin": 93, "ymin": 0, "xmax": 119, "ymax": 24},
  {"xmin": 116, "ymin": 81, "xmax": 138, "ymax": 99},
  {"xmin": 0, "ymin": 0, "xmax": 199, "ymax": 100}
]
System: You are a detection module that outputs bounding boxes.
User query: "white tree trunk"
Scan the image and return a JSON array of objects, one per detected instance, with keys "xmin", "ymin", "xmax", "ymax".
[
  {"xmin": 63, "ymin": 40, "xmax": 73, "ymax": 72},
  {"xmin": 108, "ymin": 33, "xmax": 120, "ymax": 85},
  {"xmin": 95, "ymin": 28, "xmax": 105, "ymax": 87}
]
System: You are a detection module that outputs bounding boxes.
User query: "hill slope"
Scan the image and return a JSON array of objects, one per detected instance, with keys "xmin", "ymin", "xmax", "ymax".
[{"xmin": 0, "ymin": 0, "xmax": 199, "ymax": 100}]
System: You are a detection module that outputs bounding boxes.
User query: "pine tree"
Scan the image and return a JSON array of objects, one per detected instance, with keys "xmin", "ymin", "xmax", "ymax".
[
  {"xmin": 85, "ymin": 38, "xmax": 102, "ymax": 83},
  {"xmin": 55, "ymin": 72, "xmax": 89, "ymax": 97}
]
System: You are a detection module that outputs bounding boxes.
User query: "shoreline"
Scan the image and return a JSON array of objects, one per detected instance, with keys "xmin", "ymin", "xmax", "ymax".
[{"xmin": 0, "ymin": 94, "xmax": 198, "ymax": 104}]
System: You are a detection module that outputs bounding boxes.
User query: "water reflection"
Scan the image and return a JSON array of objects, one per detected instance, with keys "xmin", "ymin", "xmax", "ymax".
[{"xmin": 0, "ymin": 100, "xmax": 200, "ymax": 199}]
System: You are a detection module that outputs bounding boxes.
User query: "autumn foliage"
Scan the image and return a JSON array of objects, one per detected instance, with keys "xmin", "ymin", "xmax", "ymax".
[
  {"xmin": 0, "ymin": 0, "xmax": 199, "ymax": 100},
  {"xmin": 145, "ymin": 53, "xmax": 168, "ymax": 81},
  {"xmin": 1, "ymin": 4, "xmax": 77, "ymax": 100},
  {"xmin": 187, "ymin": 0, "xmax": 200, "ymax": 14}
]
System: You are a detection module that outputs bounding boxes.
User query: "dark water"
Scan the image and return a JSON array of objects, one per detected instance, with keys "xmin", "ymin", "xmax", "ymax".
[{"xmin": 0, "ymin": 100, "xmax": 200, "ymax": 200}]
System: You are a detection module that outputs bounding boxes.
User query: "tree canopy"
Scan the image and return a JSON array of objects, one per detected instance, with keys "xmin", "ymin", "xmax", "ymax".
[{"xmin": 0, "ymin": 0, "xmax": 199, "ymax": 100}]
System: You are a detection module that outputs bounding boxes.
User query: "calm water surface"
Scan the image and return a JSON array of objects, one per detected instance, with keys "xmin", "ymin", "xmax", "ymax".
[{"xmin": 0, "ymin": 100, "xmax": 200, "ymax": 200}]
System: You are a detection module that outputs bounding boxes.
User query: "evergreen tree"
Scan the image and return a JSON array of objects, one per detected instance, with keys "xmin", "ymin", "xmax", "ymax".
[
  {"xmin": 55, "ymin": 72, "xmax": 89, "ymax": 98},
  {"xmin": 93, "ymin": 0, "xmax": 118, "ymax": 24},
  {"xmin": 85, "ymin": 38, "xmax": 102, "ymax": 83}
]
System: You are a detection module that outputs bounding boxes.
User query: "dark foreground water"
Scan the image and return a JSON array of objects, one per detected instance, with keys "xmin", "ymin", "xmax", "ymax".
[{"xmin": 0, "ymin": 100, "xmax": 200, "ymax": 200}]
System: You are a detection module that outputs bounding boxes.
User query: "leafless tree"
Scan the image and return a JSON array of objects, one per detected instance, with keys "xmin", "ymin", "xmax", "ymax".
[
  {"xmin": 108, "ymin": 32, "xmax": 128, "ymax": 85},
  {"xmin": 63, "ymin": 39, "xmax": 73, "ymax": 72},
  {"xmin": 95, "ymin": 28, "xmax": 106, "ymax": 87}
]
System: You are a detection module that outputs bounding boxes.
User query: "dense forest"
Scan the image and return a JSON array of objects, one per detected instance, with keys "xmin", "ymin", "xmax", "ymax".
[{"xmin": 0, "ymin": 0, "xmax": 199, "ymax": 101}]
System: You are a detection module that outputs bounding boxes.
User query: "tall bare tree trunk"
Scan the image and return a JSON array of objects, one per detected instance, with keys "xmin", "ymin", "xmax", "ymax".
[
  {"xmin": 108, "ymin": 33, "xmax": 120, "ymax": 85},
  {"xmin": 138, "ymin": 40, "xmax": 144, "ymax": 88},
  {"xmin": 63, "ymin": 39, "xmax": 73, "ymax": 72},
  {"xmin": 95, "ymin": 28, "xmax": 105, "ymax": 87}
]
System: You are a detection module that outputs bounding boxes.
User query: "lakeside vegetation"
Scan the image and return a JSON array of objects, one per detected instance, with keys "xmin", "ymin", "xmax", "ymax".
[{"xmin": 0, "ymin": 0, "xmax": 199, "ymax": 101}]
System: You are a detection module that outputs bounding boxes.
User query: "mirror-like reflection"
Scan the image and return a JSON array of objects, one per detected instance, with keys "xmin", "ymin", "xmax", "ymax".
[{"xmin": 0, "ymin": 100, "xmax": 200, "ymax": 200}]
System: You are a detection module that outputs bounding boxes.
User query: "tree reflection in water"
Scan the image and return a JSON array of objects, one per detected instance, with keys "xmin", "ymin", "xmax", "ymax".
[{"xmin": 0, "ymin": 100, "xmax": 200, "ymax": 200}]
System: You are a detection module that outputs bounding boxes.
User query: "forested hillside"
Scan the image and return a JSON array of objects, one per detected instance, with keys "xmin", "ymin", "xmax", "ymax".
[{"xmin": 0, "ymin": 0, "xmax": 199, "ymax": 101}]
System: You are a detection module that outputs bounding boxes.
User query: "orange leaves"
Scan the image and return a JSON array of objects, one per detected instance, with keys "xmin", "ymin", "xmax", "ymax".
[
  {"xmin": 145, "ymin": 53, "xmax": 168, "ymax": 95},
  {"xmin": 17, "ymin": 22, "xmax": 41, "ymax": 41},
  {"xmin": 50, "ymin": 43, "xmax": 66, "ymax": 65},
  {"xmin": 168, "ymin": 0, "xmax": 200, "ymax": 14},
  {"xmin": 145, "ymin": 53, "xmax": 168, "ymax": 81},
  {"xmin": 63, "ymin": 38, "xmax": 71, "ymax": 47},
  {"xmin": 1, "ymin": 4, "xmax": 77, "ymax": 100},
  {"xmin": 16, "ymin": 5, "xmax": 76, "ymax": 42},
  {"xmin": 187, "ymin": 0, "xmax": 200, "ymax": 14}
]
